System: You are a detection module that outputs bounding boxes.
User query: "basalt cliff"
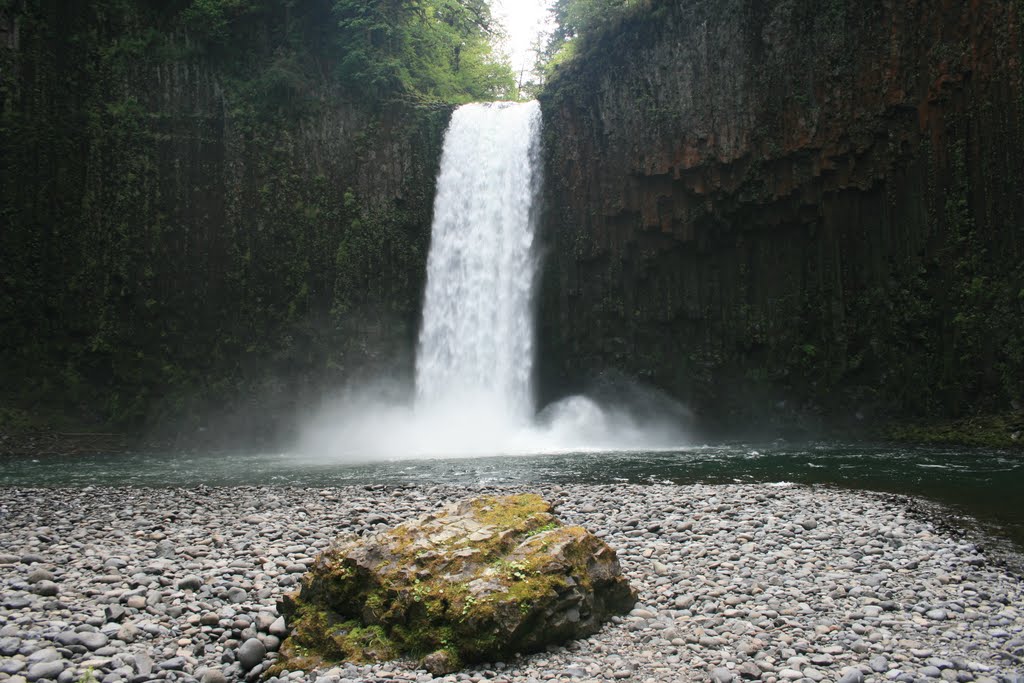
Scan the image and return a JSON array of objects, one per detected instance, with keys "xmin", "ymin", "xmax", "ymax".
[
  {"xmin": 0, "ymin": 2, "xmax": 447, "ymax": 442},
  {"xmin": 537, "ymin": 0, "xmax": 1024, "ymax": 432}
]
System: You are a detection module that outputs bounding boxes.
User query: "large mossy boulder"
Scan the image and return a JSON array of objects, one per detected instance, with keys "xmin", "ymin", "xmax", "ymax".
[{"xmin": 277, "ymin": 494, "xmax": 635, "ymax": 674}]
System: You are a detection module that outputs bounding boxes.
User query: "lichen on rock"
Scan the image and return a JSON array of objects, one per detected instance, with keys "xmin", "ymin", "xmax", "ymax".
[{"xmin": 275, "ymin": 494, "xmax": 635, "ymax": 674}]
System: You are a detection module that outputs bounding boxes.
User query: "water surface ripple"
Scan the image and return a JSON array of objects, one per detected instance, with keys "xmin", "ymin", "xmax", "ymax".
[{"xmin": 3, "ymin": 443, "xmax": 1021, "ymax": 562}]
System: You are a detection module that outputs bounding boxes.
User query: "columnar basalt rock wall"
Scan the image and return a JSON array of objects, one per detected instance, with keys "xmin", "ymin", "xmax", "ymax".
[
  {"xmin": 0, "ymin": 3, "xmax": 448, "ymax": 440},
  {"xmin": 537, "ymin": 0, "xmax": 1024, "ymax": 429}
]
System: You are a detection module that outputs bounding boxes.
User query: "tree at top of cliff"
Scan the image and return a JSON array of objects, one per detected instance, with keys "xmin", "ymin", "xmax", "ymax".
[
  {"xmin": 539, "ymin": 0, "xmax": 646, "ymax": 78},
  {"xmin": 332, "ymin": 0, "xmax": 517, "ymax": 103},
  {"xmin": 171, "ymin": 0, "xmax": 516, "ymax": 104}
]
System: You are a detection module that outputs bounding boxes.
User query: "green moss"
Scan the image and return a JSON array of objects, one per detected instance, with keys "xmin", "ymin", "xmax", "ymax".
[
  {"xmin": 278, "ymin": 495, "xmax": 632, "ymax": 672},
  {"xmin": 470, "ymin": 494, "xmax": 551, "ymax": 528}
]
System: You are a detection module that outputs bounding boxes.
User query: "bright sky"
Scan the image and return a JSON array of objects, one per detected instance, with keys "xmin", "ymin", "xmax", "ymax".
[{"xmin": 492, "ymin": 0, "xmax": 554, "ymax": 80}]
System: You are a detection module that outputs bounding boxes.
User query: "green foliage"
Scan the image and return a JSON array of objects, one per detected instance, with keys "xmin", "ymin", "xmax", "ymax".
[
  {"xmin": 181, "ymin": 0, "xmax": 253, "ymax": 41},
  {"xmin": 538, "ymin": 0, "xmax": 648, "ymax": 78},
  {"xmin": 332, "ymin": 0, "xmax": 516, "ymax": 103},
  {"xmin": 884, "ymin": 412, "xmax": 1024, "ymax": 449}
]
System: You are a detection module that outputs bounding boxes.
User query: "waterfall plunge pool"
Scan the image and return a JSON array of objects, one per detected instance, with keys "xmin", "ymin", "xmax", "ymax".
[
  {"xmin": 8, "ymin": 107, "xmax": 1020, "ymax": 572},
  {"xmin": 2, "ymin": 443, "xmax": 1022, "ymax": 569}
]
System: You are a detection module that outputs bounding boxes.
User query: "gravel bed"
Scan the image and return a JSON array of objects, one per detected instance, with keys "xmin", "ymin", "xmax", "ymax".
[{"xmin": 0, "ymin": 484, "xmax": 1022, "ymax": 683}]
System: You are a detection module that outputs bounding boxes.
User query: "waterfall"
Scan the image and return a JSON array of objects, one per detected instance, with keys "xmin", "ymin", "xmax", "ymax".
[
  {"xmin": 299, "ymin": 101, "xmax": 687, "ymax": 460},
  {"xmin": 415, "ymin": 101, "xmax": 542, "ymax": 424}
]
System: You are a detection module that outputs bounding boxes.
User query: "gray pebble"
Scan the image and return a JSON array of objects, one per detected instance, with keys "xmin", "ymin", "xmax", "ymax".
[
  {"xmin": 838, "ymin": 668, "xmax": 864, "ymax": 683},
  {"xmin": 711, "ymin": 667, "xmax": 735, "ymax": 683},
  {"xmin": 177, "ymin": 575, "xmax": 203, "ymax": 591},
  {"xmin": 27, "ymin": 568, "xmax": 54, "ymax": 584},
  {"xmin": 0, "ymin": 483, "xmax": 1021, "ymax": 683},
  {"xmin": 0, "ymin": 638, "xmax": 21, "ymax": 656},
  {"xmin": 237, "ymin": 638, "xmax": 266, "ymax": 671},
  {"xmin": 1, "ymin": 660, "xmax": 27, "ymax": 674},
  {"xmin": 27, "ymin": 648, "xmax": 60, "ymax": 664},
  {"xmin": 159, "ymin": 657, "xmax": 186, "ymax": 671},
  {"xmin": 26, "ymin": 660, "xmax": 65, "ymax": 682},
  {"xmin": 269, "ymin": 616, "xmax": 288, "ymax": 637},
  {"xmin": 201, "ymin": 670, "xmax": 228, "ymax": 683},
  {"xmin": 76, "ymin": 632, "xmax": 108, "ymax": 651}
]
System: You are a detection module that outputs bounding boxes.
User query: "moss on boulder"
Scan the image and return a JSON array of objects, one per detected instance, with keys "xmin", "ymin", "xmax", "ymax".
[{"xmin": 276, "ymin": 494, "xmax": 635, "ymax": 674}]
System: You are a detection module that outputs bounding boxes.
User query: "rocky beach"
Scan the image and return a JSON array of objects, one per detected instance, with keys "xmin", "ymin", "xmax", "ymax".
[{"xmin": 0, "ymin": 484, "xmax": 1022, "ymax": 683}]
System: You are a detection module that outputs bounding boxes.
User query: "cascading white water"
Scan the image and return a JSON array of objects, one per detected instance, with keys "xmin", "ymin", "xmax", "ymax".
[
  {"xmin": 298, "ymin": 101, "xmax": 688, "ymax": 460},
  {"xmin": 415, "ymin": 101, "xmax": 542, "ymax": 423}
]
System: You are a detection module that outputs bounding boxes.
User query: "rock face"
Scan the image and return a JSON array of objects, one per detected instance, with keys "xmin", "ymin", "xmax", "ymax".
[
  {"xmin": 277, "ymin": 494, "xmax": 635, "ymax": 674},
  {"xmin": 0, "ymin": 3, "xmax": 447, "ymax": 441},
  {"xmin": 537, "ymin": 0, "xmax": 1024, "ymax": 428}
]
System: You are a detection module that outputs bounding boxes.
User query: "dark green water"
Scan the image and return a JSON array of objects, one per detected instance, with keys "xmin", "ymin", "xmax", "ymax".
[{"xmin": 2, "ymin": 442, "xmax": 1021, "ymax": 565}]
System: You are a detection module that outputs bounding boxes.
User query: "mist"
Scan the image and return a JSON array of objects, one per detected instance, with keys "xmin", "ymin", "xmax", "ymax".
[{"xmin": 295, "ymin": 376, "xmax": 691, "ymax": 463}]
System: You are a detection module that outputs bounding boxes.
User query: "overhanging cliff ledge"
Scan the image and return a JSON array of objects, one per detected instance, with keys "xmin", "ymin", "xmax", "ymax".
[{"xmin": 537, "ymin": 0, "xmax": 1024, "ymax": 433}]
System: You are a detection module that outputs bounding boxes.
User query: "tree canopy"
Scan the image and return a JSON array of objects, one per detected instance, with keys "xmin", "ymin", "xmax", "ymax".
[
  {"xmin": 173, "ymin": 0, "xmax": 517, "ymax": 104},
  {"xmin": 539, "ymin": 0, "xmax": 646, "ymax": 79},
  {"xmin": 332, "ymin": 0, "xmax": 516, "ymax": 102}
]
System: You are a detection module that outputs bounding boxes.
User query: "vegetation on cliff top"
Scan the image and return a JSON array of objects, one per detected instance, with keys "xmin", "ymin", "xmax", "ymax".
[
  {"xmin": 538, "ymin": 0, "xmax": 652, "ymax": 78},
  {"xmin": 176, "ymin": 0, "xmax": 516, "ymax": 103}
]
